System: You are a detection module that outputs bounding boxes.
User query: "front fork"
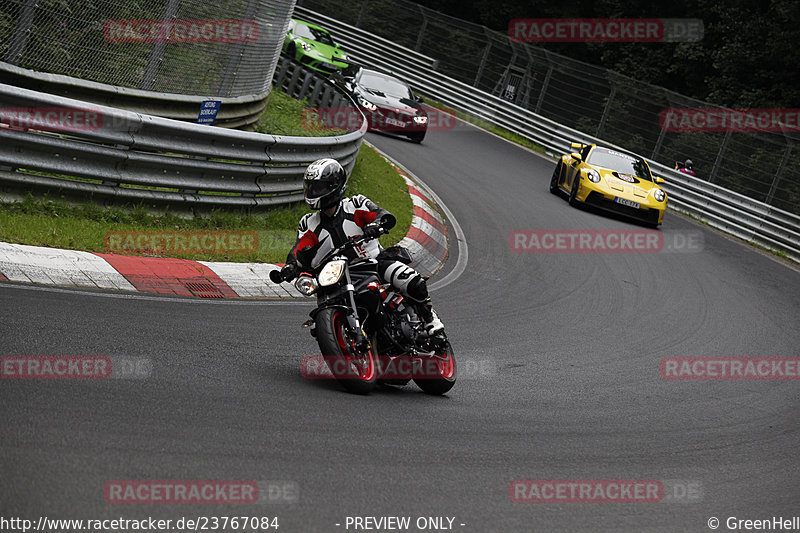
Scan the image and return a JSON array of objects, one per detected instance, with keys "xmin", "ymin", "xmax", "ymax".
[
  {"xmin": 304, "ymin": 269, "xmax": 371, "ymax": 350},
  {"xmin": 343, "ymin": 268, "xmax": 370, "ymax": 351}
]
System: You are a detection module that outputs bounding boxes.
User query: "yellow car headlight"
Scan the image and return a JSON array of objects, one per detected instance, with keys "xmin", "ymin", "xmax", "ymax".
[
  {"xmin": 653, "ymin": 188, "xmax": 666, "ymax": 202},
  {"xmin": 586, "ymin": 169, "xmax": 601, "ymax": 183},
  {"xmin": 318, "ymin": 260, "xmax": 346, "ymax": 286}
]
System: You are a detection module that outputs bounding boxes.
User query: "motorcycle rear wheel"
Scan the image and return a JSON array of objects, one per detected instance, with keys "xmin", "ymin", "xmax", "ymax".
[{"xmin": 316, "ymin": 307, "xmax": 378, "ymax": 395}]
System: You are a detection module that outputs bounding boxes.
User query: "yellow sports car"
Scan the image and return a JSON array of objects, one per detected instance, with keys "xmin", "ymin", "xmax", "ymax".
[{"xmin": 550, "ymin": 143, "xmax": 668, "ymax": 227}]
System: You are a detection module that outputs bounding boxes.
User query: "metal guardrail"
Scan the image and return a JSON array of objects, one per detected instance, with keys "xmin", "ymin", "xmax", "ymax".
[
  {"xmin": 296, "ymin": 6, "xmax": 800, "ymax": 263},
  {"xmin": 0, "ymin": 59, "xmax": 366, "ymax": 209},
  {"xmin": 0, "ymin": 62, "xmax": 269, "ymax": 130}
]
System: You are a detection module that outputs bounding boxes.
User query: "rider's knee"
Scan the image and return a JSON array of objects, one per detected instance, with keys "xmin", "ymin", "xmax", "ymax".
[
  {"xmin": 381, "ymin": 261, "xmax": 428, "ymax": 302},
  {"xmin": 405, "ymin": 275, "xmax": 428, "ymax": 302}
]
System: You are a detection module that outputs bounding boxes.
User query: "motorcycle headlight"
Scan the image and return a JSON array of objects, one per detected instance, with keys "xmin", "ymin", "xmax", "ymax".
[
  {"xmin": 586, "ymin": 169, "xmax": 601, "ymax": 183},
  {"xmin": 413, "ymin": 115, "xmax": 428, "ymax": 125},
  {"xmin": 653, "ymin": 189, "xmax": 666, "ymax": 202},
  {"xmin": 318, "ymin": 260, "xmax": 346, "ymax": 286},
  {"xmin": 294, "ymin": 275, "xmax": 318, "ymax": 296},
  {"xmin": 358, "ymin": 97, "xmax": 377, "ymax": 112}
]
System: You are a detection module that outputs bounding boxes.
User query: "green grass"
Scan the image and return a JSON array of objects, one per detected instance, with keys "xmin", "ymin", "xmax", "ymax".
[
  {"xmin": 423, "ymin": 97, "xmax": 547, "ymax": 154},
  {"xmin": 254, "ymin": 90, "xmax": 346, "ymax": 137},
  {"xmin": 0, "ymin": 89, "xmax": 411, "ymax": 263}
]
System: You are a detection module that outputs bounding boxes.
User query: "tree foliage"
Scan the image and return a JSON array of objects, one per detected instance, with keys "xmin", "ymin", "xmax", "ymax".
[{"xmin": 415, "ymin": 0, "xmax": 800, "ymax": 109}]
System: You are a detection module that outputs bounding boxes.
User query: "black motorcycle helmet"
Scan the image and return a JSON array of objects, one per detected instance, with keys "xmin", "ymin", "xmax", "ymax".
[{"xmin": 303, "ymin": 158, "xmax": 348, "ymax": 210}]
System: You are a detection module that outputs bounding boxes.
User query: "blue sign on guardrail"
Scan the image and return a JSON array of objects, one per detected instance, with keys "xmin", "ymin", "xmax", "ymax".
[{"xmin": 197, "ymin": 100, "xmax": 222, "ymax": 125}]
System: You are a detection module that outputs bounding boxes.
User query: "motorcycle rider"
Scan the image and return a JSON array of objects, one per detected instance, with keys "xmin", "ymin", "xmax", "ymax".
[{"xmin": 277, "ymin": 158, "xmax": 444, "ymax": 335}]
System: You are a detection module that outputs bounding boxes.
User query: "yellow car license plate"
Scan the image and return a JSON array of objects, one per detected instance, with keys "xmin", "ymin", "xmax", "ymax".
[{"xmin": 614, "ymin": 196, "xmax": 641, "ymax": 209}]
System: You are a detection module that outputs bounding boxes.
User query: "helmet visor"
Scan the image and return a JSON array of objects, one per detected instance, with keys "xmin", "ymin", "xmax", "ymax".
[{"xmin": 304, "ymin": 179, "xmax": 338, "ymax": 199}]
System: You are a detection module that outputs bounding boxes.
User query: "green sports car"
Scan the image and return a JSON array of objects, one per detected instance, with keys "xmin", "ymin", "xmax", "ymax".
[{"xmin": 283, "ymin": 19, "xmax": 350, "ymax": 75}]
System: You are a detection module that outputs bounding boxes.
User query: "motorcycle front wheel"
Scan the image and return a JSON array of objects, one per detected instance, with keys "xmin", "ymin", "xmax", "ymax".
[
  {"xmin": 414, "ymin": 341, "xmax": 457, "ymax": 395},
  {"xmin": 316, "ymin": 307, "xmax": 378, "ymax": 395}
]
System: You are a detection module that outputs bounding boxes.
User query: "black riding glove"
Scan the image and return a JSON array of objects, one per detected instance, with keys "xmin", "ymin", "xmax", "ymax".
[
  {"xmin": 363, "ymin": 222, "xmax": 385, "ymax": 239},
  {"xmin": 281, "ymin": 263, "xmax": 299, "ymax": 280}
]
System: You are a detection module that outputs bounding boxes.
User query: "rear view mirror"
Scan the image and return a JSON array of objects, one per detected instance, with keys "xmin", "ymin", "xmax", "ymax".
[
  {"xmin": 570, "ymin": 142, "xmax": 586, "ymax": 151},
  {"xmin": 415, "ymin": 95, "xmax": 424, "ymax": 103},
  {"xmin": 653, "ymin": 175, "xmax": 665, "ymax": 184}
]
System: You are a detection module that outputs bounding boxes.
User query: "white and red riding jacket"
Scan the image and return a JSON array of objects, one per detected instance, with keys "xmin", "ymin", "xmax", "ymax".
[{"xmin": 286, "ymin": 195, "xmax": 396, "ymax": 268}]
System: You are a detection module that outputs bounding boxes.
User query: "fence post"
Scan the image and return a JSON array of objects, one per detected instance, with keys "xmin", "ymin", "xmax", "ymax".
[
  {"xmin": 473, "ymin": 31, "xmax": 493, "ymax": 88},
  {"xmin": 535, "ymin": 57, "xmax": 554, "ymax": 114},
  {"xmin": 140, "ymin": 0, "xmax": 181, "ymax": 91},
  {"xmin": 708, "ymin": 130, "xmax": 731, "ymax": 184},
  {"xmin": 4, "ymin": 0, "xmax": 38, "ymax": 65},
  {"xmin": 355, "ymin": 0, "xmax": 369, "ymax": 27},
  {"xmin": 765, "ymin": 141, "xmax": 793, "ymax": 204},
  {"xmin": 596, "ymin": 82, "xmax": 617, "ymax": 138},
  {"xmin": 414, "ymin": 7, "xmax": 428, "ymax": 52},
  {"xmin": 218, "ymin": 0, "xmax": 261, "ymax": 97},
  {"xmin": 651, "ymin": 128, "xmax": 668, "ymax": 160}
]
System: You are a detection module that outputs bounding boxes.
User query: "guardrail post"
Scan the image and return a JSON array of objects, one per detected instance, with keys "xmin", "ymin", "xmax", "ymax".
[
  {"xmin": 309, "ymin": 78, "xmax": 323, "ymax": 106},
  {"xmin": 4, "ymin": 0, "xmax": 38, "ymax": 65},
  {"xmin": 286, "ymin": 66, "xmax": 304, "ymax": 97},
  {"xmin": 298, "ymin": 73, "xmax": 315, "ymax": 100},
  {"xmin": 140, "ymin": 0, "xmax": 181, "ymax": 91},
  {"xmin": 766, "ymin": 141, "xmax": 793, "ymax": 204},
  {"xmin": 708, "ymin": 130, "xmax": 731, "ymax": 184},
  {"xmin": 321, "ymin": 86, "xmax": 334, "ymax": 107},
  {"xmin": 274, "ymin": 59, "xmax": 291, "ymax": 88}
]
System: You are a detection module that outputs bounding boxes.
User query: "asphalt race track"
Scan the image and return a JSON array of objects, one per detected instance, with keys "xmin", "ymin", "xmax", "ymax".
[{"xmin": 2, "ymin": 119, "xmax": 800, "ymax": 532}]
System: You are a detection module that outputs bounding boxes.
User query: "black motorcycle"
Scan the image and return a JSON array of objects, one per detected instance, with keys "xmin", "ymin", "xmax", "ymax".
[{"xmin": 269, "ymin": 231, "xmax": 456, "ymax": 395}]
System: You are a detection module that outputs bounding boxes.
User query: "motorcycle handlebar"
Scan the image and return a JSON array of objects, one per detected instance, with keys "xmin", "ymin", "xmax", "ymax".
[
  {"xmin": 269, "ymin": 268, "xmax": 289, "ymax": 283},
  {"xmin": 270, "ymin": 228, "xmax": 388, "ymax": 285}
]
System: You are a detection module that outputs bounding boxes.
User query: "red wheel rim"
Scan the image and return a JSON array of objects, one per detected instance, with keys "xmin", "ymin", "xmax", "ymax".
[
  {"xmin": 434, "ymin": 349, "xmax": 455, "ymax": 379},
  {"xmin": 332, "ymin": 311, "xmax": 375, "ymax": 382}
]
